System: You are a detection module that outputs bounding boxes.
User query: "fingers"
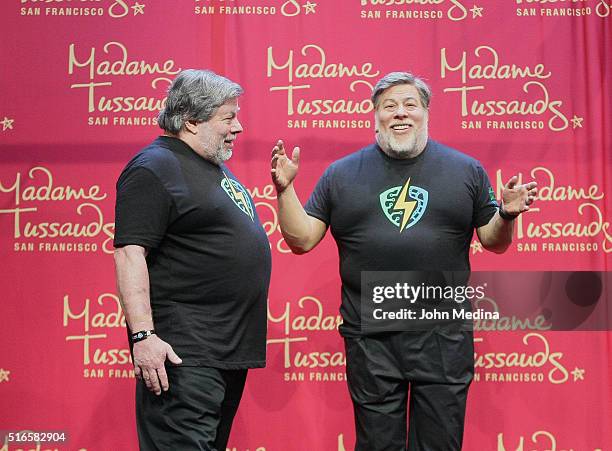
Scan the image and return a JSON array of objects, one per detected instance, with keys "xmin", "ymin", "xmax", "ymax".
[
  {"xmin": 271, "ymin": 140, "xmax": 289, "ymax": 171},
  {"xmin": 142, "ymin": 367, "xmax": 162, "ymax": 395},
  {"xmin": 157, "ymin": 367, "xmax": 170, "ymax": 393},
  {"xmin": 507, "ymin": 179, "xmax": 537, "ymax": 193},
  {"xmin": 525, "ymin": 192, "xmax": 537, "ymax": 206},
  {"xmin": 522, "ymin": 181, "xmax": 538, "ymax": 206},
  {"xmin": 271, "ymin": 139, "xmax": 285, "ymax": 158},
  {"xmin": 291, "ymin": 146, "xmax": 300, "ymax": 166},
  {"xmin": 133, "ymin": 337, "xmax": 181, "ymax": 395},
  {"xmin": 505, "ymin": 175, "xmax": 519, "ymax": 189}
]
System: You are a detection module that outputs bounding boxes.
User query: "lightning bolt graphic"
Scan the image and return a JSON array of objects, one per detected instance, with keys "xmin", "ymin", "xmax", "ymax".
[
  {"xmin": 393, "ymin": 178, "xmax": 417, "ymax": 232},
  {"xmin": 223, "ymin": 172, "xmax": 254, "ymax": 220}
]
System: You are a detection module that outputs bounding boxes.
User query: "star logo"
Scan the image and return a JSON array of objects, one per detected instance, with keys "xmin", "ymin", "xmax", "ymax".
[
  {"xmin": 1, "ymin": 117, "xmax": 14, "ymax": 131},
  {"xmin": 470, "ymin": 240, "xmax": 483, "ymax": 255},
  {"xmin": 132, "ymin": 2, "xmax": 145, "ymax": 16},
  {"xmin": 470, "ymin": 5, "xmax": 483, "ymax": 18},
  {"xmin": 303, "ymin": 1, "xmax": 317, "ymax": 14},
  {"xmin": 0, "ymin": 368, "xmax": 10, "ymax": 383},
  {"xmin": 571, "ymin": 115, "xmax": 584, "ymax": 129},
  {"xmin": 571, "ymin": 367, "xmax": 585, "ymax": 382}
]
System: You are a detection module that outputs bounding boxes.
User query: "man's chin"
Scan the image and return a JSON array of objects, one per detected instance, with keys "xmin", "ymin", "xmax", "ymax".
[
  {"xmin": 389, "ymin": 139, "xmax": 417, "ymax": 155},
  {"xmin": 220, "ymin": 150, "xmax": 233, "ymax": 162}
]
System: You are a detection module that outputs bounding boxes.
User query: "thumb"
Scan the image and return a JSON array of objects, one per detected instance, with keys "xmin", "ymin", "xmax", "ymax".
[
  {"xmin": 166, "ymin": 345, "xmax": 183, "ymax": 365},
  {"xmin": 291, "ymin": 147, "xmax": 300, "ymax": 166}
]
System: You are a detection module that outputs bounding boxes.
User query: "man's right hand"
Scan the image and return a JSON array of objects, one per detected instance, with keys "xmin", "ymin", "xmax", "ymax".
[
  {"xmin": 133, "ymin": 335, "xmax": 182, "ymax": 395},
  {"xmin": 271, "ymin": 139, "xmax": 300, "ymax": 193}
]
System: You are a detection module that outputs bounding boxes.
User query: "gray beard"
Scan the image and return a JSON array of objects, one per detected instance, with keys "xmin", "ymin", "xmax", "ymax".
[
  {"xmin": 215, "ymin": 147, "xmax": 232, "ymax": 164},
  {"xmin": 377, "ymin": 130, "xmax": 427, "ymax": 159},
  {"xmin": 205, "ymin": 144, "xmax": 232, "ymax": 165}
]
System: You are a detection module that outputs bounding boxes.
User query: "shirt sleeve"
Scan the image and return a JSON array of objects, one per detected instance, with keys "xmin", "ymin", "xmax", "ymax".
[
  {"xmin": 304, "ymin": 166, "xmax": 333, "ymax": 225},
  {"xmin": 113, "ymin": 167, "xmax": 174, "ymax": 249},
  {"xmin": 472, "ymin": 164, "xmax": 499, "ymax": 228}
]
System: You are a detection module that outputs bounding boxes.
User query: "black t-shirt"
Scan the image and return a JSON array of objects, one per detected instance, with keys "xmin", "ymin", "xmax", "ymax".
[
  {"xmin": 114, "ymin": 136, "xmax": 271, "ymax": 369},
  {"xmin": 305, "ymin": 140, "xmax": 498, "ymax": 337}
]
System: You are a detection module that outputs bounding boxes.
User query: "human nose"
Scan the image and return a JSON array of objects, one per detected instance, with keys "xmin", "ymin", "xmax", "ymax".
[
  {"xmin": 394, "ymin": 104, "xmax": 409, "ymax": 118},
  {"xmin": 231, "ymin": 118, "xmax": 243, "ymax": 134}
]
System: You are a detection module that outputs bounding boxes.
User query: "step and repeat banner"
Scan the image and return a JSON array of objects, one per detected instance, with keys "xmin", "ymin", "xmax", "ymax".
[{"xmin": 1, "ymin": 1, "xmax": 611, "ymax": 450}]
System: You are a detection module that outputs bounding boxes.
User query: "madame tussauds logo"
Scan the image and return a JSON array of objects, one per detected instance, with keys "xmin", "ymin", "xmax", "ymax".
[
  {"xmin": 267, "ymin": 43, "xmax": 378, "ymax": 129},
  {"xmin": 63, "ymin": 292, "xmax": 134, "ymax": 379},
  {"xmin": 19, "ymin": 0, "xmax": 147, "ymax": 18},
  {"xmin": 68, "ymin": 41, "xmax": 180, "ymax": 127},
  {"xmin": 267, "ymin": 296, "xmax": 345, "ymax": 382},
  {"xmin": 379, "ymin": 178, "xmax": 428, "ymax": 232},
  {"xmin": 440, "ymin": 45, "xmax": 580, "ymax": 132},
  {"xmin": 0, "ymin": 166, "xmax": 115, "ymax": 254}
]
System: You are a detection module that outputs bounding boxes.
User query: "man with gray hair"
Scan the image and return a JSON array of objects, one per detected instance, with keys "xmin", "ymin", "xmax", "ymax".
[
  {"xmin": 114, "ymin": 69, "xmax": 271, "ymax": 450},
  {"xmin": 271, "ymin": 71, "xmax": 537, "ymax": 450}
]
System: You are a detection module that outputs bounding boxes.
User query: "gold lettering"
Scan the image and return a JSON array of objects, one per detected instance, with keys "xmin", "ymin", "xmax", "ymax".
[
  {"xmin": 69, "ymin": 43, "xmax": 95, "ymax": 80},
  {"xmin": 596, "ymin": 0, "xmax": 610, "ymax": 17},
  {"xmin": 64, "ymin": 294, "xmax": 90, "ymax": 331},
  {"xmin": 532, "ymin": 167, "xmax": 604, "ymax": 202},
  {"xmin": 108, "ymin": 0, "xmax": 129, "ymax": 18},
  {"xmin": 281, "ymin": 0, "xmax": 301, "ymax": 16},
  {"xmin": 474, "ymin": 333, "xmax": 568, "ymax": 384}
]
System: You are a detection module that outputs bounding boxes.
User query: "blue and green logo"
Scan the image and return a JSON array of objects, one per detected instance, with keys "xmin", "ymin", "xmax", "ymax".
[
  {"xmin": 379, "ymin": 178, "xmax": 428, "ymax": 232},
  {"xmin": 221, "ymin": 174, "xmax": 254, "ymax": 221}
]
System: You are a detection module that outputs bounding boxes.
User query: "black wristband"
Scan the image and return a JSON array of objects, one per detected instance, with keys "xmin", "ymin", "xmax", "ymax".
[
  {"xmin": 498, "ymin": 206, "xmax": 519, "ymax": 221},
  {"xmin": 132, "ymin": 329, "xmax": 155, "ymax": 343}
]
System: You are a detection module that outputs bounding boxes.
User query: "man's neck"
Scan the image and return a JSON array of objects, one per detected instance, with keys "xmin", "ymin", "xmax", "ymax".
[
  {"xmin": 165, "ymin": 132, "xmax": 219, "ymax": 165},
  {"xmin": 378, "ymin": 139, "xmax": 428, "ymax": 160}
]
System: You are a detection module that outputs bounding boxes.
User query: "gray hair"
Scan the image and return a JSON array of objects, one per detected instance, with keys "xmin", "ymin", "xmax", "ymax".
[
  {"xmin": 158, "ymin": 69, "xmax": 243, "ymax": 134},
  {"xmin": 371, "ymin": 72, "xmax": 432, "ymax": 110}
]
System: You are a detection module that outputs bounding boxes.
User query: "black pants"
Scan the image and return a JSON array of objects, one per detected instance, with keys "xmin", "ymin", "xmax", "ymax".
[
  {"xmin": 344, "ymin": 330, "xmax": 474, "ymax": 451},
  {"xmin": 136, "ymin": 366, "xmax": 247, "ymax": 451}
]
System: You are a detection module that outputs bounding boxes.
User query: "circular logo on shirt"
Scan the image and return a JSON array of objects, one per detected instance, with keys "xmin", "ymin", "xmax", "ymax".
[{"xmin": 379, "ymin": 178, "xmax": 428, "ymax": 232}]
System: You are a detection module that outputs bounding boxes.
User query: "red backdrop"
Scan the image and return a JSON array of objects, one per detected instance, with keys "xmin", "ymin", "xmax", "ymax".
[{"xmin": 1, "ymin": 1, "xmax": 611, "ymax": 450}]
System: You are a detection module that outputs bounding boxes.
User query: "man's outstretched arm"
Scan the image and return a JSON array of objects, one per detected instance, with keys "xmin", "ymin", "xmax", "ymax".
[
  {"xmin": 271, "ymin": 140, "xmax": 327, "ymax": 254},
  {"xmin": 477, "ymin": 175, "xmax": 538, "ymax": 253}
]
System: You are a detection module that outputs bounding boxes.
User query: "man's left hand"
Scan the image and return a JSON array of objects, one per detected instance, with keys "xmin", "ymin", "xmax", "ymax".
[{"xmin": 501, "ymin": 175, "xmax": 538, "ymax": 216}]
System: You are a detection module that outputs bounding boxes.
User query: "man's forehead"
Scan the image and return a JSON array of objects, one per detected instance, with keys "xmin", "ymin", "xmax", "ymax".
[
  {"xmin": 379, "ymin": 84, "xmax": 420, "ymax": 102},
  {"xmin": 216, "ymin": 98, "xmax": 240, "ymax": 113}
]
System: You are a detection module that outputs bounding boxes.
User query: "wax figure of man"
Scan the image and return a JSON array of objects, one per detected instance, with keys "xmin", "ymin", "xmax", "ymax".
[
  {"xmin": 271, "ymin": 71, "xmax": 537, "ymax": 450},
  {"xmin": 114, "ymin": 69, "xmax": 271, "ymax": 451}
]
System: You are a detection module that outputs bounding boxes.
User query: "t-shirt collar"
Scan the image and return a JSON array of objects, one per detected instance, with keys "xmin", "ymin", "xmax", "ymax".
[
  {"xmin": 155, "ymin": 135, "xmax": 224, "ymax": 169},
  {"xmin": 374, "ymin": 139, "xmax": 432, "ymax": 165}
]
